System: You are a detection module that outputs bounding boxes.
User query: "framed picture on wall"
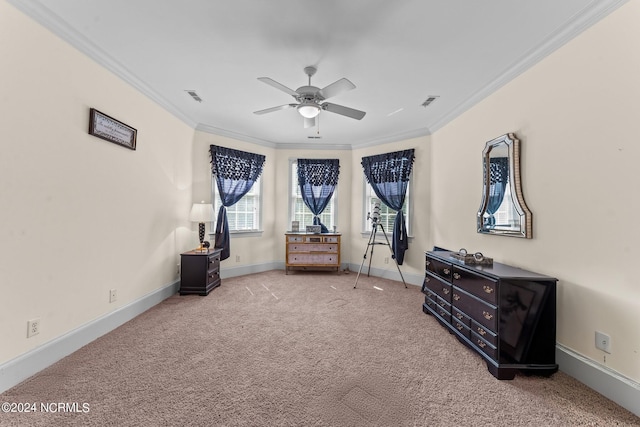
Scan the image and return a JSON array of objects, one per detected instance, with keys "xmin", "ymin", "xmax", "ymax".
[{"xmin": 88, "ymin": 108, "xmax": 137, "ymax": 150}]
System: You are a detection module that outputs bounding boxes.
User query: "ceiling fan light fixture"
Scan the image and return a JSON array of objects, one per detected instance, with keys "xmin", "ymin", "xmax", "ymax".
[{"xmin": 297, "ymin": 103, "xmax": 320, "ymax": 118}]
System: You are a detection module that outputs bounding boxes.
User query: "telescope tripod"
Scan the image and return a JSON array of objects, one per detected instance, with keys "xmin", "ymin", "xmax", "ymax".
[{"xmin": 354, "ymin": 222, "xmax": 407, "ymax": 288}]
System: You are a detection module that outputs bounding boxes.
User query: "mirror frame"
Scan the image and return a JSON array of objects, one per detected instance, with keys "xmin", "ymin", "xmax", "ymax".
[{"xmin": 477, "ymin": 133, "xmax": 532, "ymax": 238}]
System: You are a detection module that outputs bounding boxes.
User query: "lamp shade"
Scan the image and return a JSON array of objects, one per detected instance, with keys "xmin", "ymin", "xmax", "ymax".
[{"xmin": 189, "ymin": 202, "xmax": 214, "ymax": 223}]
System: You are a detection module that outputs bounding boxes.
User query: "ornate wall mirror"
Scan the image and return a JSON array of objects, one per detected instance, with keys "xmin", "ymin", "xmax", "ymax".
[{"xmin": 477, "ymin": 133, "xmax": 532, "ymax": 238}]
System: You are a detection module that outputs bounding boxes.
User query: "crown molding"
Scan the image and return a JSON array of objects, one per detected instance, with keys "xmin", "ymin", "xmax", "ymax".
[{"xmin": 8, "ymin": 0, "xmax": 198, "ymax": 129}]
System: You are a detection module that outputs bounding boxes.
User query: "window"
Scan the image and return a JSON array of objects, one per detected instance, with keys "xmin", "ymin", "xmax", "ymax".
[
  {"xmin": 212, "ymin": 176, "xmax": 261, "ymax": 232},
  {"xmin": 363, "ymin": 178, "xmax": 411, "ymax": 235},
  {"xmin": 290, "ymin": 160, "xmax": 336, "ymax": 230}
]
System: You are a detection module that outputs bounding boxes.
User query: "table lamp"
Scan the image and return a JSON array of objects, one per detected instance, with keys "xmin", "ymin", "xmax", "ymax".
[{"xmin": 189, "ymin": 201, "xmax": 214, "ymax": 252}]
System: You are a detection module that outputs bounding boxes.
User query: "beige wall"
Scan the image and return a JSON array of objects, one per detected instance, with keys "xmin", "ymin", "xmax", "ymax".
[
  {"xmin": 0, "ymin": 2, "xmax": 194, "ymax": 364},
  {"xmin": 430, "ymin": 1, "xmax": 640, "ymax": 381}
]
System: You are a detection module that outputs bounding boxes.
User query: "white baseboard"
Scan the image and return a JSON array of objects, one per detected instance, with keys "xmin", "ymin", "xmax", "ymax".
[
  {"xmin": 346, "ymin": 262, "xmax": 424, "ymax": 287},
  {"xmin": 0, "ymin": 280, "xmax": 179, "ymax": 394},
  {"xmin": 556, "ymin": 344, "xmax": 640, "ymax": 417}
]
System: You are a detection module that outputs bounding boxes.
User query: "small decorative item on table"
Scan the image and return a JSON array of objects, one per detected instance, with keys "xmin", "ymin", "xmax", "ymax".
[{"xmin": 449, "ymin": 248, "xmax": 493, "ymax": 265}]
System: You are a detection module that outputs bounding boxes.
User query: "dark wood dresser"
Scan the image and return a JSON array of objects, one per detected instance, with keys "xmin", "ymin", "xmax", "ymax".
[
  {"xmin": 422, "ymin": 250, "xmax": 558, "ymax": 380},
  {"xmin": 179, "ymin": 248, "xmax": 222, "ymax": 296}
]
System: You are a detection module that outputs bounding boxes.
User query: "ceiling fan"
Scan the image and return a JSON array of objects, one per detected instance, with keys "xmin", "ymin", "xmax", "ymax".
[{"xmin": 253, "ymin": 66, "xmax": 366, "ymax": 128}]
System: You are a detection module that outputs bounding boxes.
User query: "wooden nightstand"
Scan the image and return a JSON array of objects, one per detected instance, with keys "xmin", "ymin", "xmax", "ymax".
[{"xmin": 179, "ymin": 248, "xmax": 222, "ymax": 296}]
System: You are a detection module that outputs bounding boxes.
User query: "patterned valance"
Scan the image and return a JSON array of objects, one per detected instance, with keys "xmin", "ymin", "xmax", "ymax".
[
  {"xmin": 361, "ymin": 149, "xmax": 415, "ymax": 185},
  {"xmin": 297, "ymin": 159, "xmax": 340, "ymax": 187},
  {"xmin": 210, "ymin": 145, "xmax": 265, "ymax": 183}
]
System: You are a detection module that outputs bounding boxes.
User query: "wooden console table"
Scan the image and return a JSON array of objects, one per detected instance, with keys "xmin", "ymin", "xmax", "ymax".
[{"xmin": 285, "ymin": 233, "xmax": 341, "ymax": 274}]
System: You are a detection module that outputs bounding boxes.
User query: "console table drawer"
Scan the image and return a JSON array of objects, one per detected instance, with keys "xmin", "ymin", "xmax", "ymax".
[
  {"xmin": 288, "ymin": 243, "xmax": 338, "ymax": 253},
  {"xmin": 452, "ymin": 287, "xmax": 497, "ymax": 332},
  {"xmin": 288, "ymin": 253, "xmax": 338, "ymax": 265}
]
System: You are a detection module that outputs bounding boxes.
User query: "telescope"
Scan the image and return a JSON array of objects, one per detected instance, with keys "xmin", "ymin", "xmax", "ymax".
[{"xmin": 368, "ymin": 202, "xmax": 381, "ymax": 225}]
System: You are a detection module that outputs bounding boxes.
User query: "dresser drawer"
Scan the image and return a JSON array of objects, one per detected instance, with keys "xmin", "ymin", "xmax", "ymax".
[
  {"xmin": 426, "ymin": 256, "xmax": 453, "ymax": 282},
  {"xmin": 452, "ymin": 287, "xmax": 497, "ymax": 332},
  {"xmin": 472, "ymin": 330, "xmax": 498, "ymax": 362},
  {"xmin": 207, "ymin": 253, "xmax": 220, "ymax": 271},
  {"xmin": 452, "ymin": 318, "xmax": 471, "ymax": 340},
  {"xmin": 207, "ymin": 269, "xmax": 220, "ymax": 285},
  {"xmin": 288, "ymin": 235, "xmax": 304, "ymax": 242},
  {"xmin": 452, "ymin": 266, "xmax": 497, "ymax": 305},
  {"xmin": 471, "ymin": 319, "xmax": 498, "ymax": 347},
  {"xmin": 433, "ymin": 293, "xmax": 451, "ymax": 323},
  {"xmin": 452, "ymin": 307, "xmax": 471, "ymax": 327},
  {"xmin": 423, "ymin": 273, "xmax": 452, "ymax": 303},
  {"xmin": 324, "ymin": 236, "xmax": 340, "ymax": 243}
]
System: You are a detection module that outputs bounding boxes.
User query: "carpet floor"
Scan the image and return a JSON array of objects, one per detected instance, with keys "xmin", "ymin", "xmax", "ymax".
[{"xmin": 1, "ymin": 270, "xmax": 638, "ymax": 426}]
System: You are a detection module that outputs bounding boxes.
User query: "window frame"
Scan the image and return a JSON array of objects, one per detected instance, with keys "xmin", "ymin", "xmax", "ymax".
[
  {"xmin": 211, "ymin": 175, "xmax": 263, "ymax": 235},
  {"xmin": 362, "ymin": 175, "xmax": 412, "ymax": 237}
]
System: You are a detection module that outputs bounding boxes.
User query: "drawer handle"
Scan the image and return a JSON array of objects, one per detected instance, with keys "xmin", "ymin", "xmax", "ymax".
[
  {"xmin": 443, "ymin": 268, "xmax": 450, "ymax": 275},
  {"xmin": 477, "ymin": 327, "xmax": 486, "ymax": 336},
  {"xmin": 442, "ymin": 288, "xmax": 450, "ymax": 295},
  {"xmin": 483, "ymin": 285, "xmax": 494, "ymax": 294},
  {"xmin": 453, "ymin": 272, "xmax": 461, "ymax": 280},
  {"xmin": 438, "ymin": 300, "xmax": 445, "ymax": 307},
  {"xmin": 426, "ymin": 261, "xmax": 431, "ymax": 266},
  {"xmin": 425, "ymin": 277, "xmax": 430, "ymax": 282},
  {"xmin": 477, "ymin": 340, "xmax": 486, "ymax": 348},
  {"xmin": 456, "ymin": 323, "xmax": 464, "ymax": 331},
  {"xmin": 453, "ymin": 293, "xmax": 460, "ymax": 301},
  {"xmin": 482, "ymin": 311, "xmax": 493, "ymax": 320},
  {"xmin": 455, "ymin": 312, "xmax": 463, "ymax": 320}
]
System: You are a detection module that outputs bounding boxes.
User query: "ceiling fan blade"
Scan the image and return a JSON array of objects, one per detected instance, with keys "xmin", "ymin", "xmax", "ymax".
[
  {"xmin": 257, "ymin": 77, "xmax": 298, "ymax": 97},
  {"xmin": 321, "ymin": 102, "xmax": 366, "ymax": 120},
  {"xmin": 253, "ymin": 104, "xmax": 296, "ymax": 115},
  {"xmin": 318, "ymin": 78, "xmax": 355, "ymax": 100},
  {"xmin": 303, "ymin": 117, "xmax": 316, "ymax": 129}
]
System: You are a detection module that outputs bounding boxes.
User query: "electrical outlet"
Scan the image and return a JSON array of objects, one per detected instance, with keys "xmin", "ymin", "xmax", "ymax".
[
  {"xmin": 595, "ymin": 331, "xmax": 611, "ymax": 353},
  {"xmin": 109, "ymin": 289, "xmax": 117, "ymax": 303},
  {"xmin": 27, "ymin": 318, "xmax": 40, "ymax": 338},
  {"xmin": 384, "ymin": 257, "xmax": 389, "ymax": 264},
  {"xmin": 236, "ymin": 255, "xmax": 240, "ymax": 262}
]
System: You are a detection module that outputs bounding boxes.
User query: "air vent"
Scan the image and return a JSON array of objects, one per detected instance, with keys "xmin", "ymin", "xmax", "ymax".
[
  {"xmin": 307, "ymin": 136, "xmax": 322, "ymax": 139},
  {"xmin": 421, "ymin": 96, "xmax": 439, "ymax": 107},
  {"xmin": 185, "ymin": 90, "xmax": 202, "ymax": 103}
]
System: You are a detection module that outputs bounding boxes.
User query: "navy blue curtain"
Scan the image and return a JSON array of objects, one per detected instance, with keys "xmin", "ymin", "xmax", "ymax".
[
  {"xmin": 210, "ymin": 145, "xmax": 265, "ymax": 260},
  {"xmin": 361, "ymin": 149, "xmax": 415, "ymax": 265},
  {"xmin": 297, "ymin": 159, "xmax": 340, "ymax": 233},
  {"xmin": 485, "ymin": 157, "xmax": 509, "ymax": 228}
]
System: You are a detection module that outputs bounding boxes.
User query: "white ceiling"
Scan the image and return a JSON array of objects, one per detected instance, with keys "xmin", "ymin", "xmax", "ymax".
[{"xmin": 11, "ymin": 0, "xmax": 626, "ymax": 148}]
